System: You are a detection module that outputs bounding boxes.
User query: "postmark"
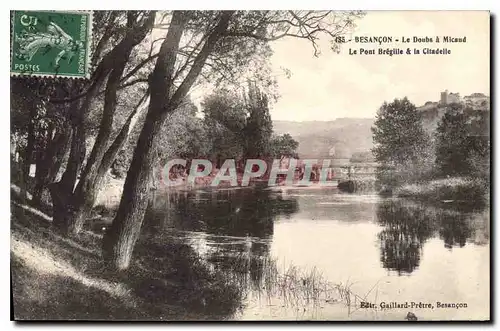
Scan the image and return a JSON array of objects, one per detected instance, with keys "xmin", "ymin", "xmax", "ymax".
[{"xmin": 10, "ymin": 10, "xmax": 93, "ymax": 79}]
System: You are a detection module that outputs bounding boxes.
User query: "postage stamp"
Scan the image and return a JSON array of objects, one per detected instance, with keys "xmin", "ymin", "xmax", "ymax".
[{"xmin": 10, "ymin": 10, "xmax": 93, "ymax": 79}]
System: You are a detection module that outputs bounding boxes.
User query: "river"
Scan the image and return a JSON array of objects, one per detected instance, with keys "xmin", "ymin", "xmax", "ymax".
[{"xmin": 141, "ymin": 186, "xmax": 490, "ymax": 321}]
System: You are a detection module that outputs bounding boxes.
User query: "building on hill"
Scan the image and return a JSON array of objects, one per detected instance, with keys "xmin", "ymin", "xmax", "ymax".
[
  {"xmin": 440, "ymin": 90, "xmax": 463, "ymax": 105},
  {"xmin": 416, "ymin": 90, "xmax": 490, "ymax": 135},
  {"xmin": 419, "ymin": 90, "xmax": 490, "ymax": 112}
]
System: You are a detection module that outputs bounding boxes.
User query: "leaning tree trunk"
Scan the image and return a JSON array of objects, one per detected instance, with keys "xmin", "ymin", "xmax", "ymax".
[
  {"xmin": 33, "ymin": 124, "xmax": 51, "ymax": 205},
  {"xmin": 68, "ymin": 12, "xmax": 156, "ymax": 235},
  {"xmin": 48, "ymin": 21, "xmax": 142, "ymax": 234},
  {"xmin": 102, "ymin": 10, "xmax": 234, "ymax": 271},
  {"xmin": 33, "ymin": 127, "xmax": 71, "ymax": 205},
  {"xmin": 49, "ymin": 90, "xmax": 98, "ymax": 232},
  {"xmin": 49, "ymin": 121, "xmax": 86, "ymax": 233},
  {"xmin": 69, "ymin": 61, "xmax": 130, "ymax": 234},
  {"xmin": 102, "ymin": 11, "xmax": 189, "ymax": 270},
  {"xmin": 102, "ymin": 108, "xmax": 167, "ymax": 270},
  {"xmin": 71, "ymin": 93, "xmax": 148, "ymax": 232}
]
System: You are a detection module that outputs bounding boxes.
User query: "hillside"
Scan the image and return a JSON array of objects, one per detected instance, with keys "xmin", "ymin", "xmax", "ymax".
[
  {"xmin": 272, "ymin": 118, "xmax": 375, "ymax": 159},
  {"xmin": 274, "ymin": 92, "xmax": 490, "ymax": 160}
]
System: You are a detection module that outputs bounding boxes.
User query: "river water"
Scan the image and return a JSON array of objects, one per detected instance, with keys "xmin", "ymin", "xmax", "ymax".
[{"xmin": 143, "ymin": 186, "xmax": 490, "ymax": 321}]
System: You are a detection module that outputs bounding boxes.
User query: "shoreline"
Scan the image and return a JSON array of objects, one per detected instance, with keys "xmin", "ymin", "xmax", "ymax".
[{"xmin": 393, "ymin": 177, "xmax": 489, "ymax": 211}]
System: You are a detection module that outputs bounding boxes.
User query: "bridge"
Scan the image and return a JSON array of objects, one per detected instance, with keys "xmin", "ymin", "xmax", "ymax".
[{"xmin": 323, "ymin": 162, "xmax": 380, "ymax": 181}]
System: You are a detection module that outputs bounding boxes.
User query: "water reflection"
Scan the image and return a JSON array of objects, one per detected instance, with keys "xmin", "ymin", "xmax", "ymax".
[
  {"xmin": 438, "ymin": 214, "xmax": 472, "ymax": 249},
  {"xmin": 146, "ymin": 188, "xmax": 298, "ymax": 239},
  {"xmin": 139, "ymin": 188, "xmax": 488, "ymax": 320},
  {"xmin": 144, "ymin": 188, "xmax": 300, "ymax": 295},
  {"xmin": 376, "ymin": 199, "xmax": 487, "ymax": 275},
  {"xmin": 376, "ymin": 200, "xmax": 434, "ymax": 275}
]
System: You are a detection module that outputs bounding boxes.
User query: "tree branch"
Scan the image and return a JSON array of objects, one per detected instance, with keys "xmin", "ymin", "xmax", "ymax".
[
  {"xmin": 98, "ymin": 89, "xmax": 150, "ymax": 176},
  {"xmin": 171, "ymin": 11, "xmax": 236, "ymax": 108}
]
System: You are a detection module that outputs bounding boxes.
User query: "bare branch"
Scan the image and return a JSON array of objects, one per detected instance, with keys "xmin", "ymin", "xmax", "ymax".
[
  {"xmin": 119, "ymin": 77, "xmax": 150, "ymax": 90},
  {"xmin": 120, "ymin": 53, "xmax": 159, "ymax": 84},
  {"xmin": 98, "ymin": 88, "xmax": 150, "ymax": 175},
  {"xmin": 171, "ymin": 11, "xmax": 235, "ymax": 107}
]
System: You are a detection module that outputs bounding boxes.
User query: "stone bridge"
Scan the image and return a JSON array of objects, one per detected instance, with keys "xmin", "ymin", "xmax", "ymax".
[{"xmin": 329, "ymin": 162, "xmax": 379, "ymax": 180}]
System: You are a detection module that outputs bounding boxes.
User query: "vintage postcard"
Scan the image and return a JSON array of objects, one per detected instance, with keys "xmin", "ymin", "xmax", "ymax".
[{"xmin": 10, "ymin": 10, "xmax": 490, "ymax": 322}]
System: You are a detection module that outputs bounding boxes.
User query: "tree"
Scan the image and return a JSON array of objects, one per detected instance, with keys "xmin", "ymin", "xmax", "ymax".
[
  {"xmin": 162, "ymin": 102, "xmax": 211, "ymax": 160},
  {"xmin": 102, "ymin": 10, "xmax": 365, "ymax": 270},
  {"xmin": 113, "ymin": 99, "xmax": 210, "ymax": 179},
  {"xmin": 202, "ymin": 89, "xmax": 248, "ymax": 166},
  {"xmin": 434, "ymin": 106, "xmax": 470, "ymax": 176},
  {"xmin": 435, "ymin": 105, "xmax": 490, "ymax": 178},
  {"xmin": 201, "ymin": 84, "xmax": 296, "ymax": 166},
  {"xmin": 10, "ymin": 11, "xmax": 151, "ymax": 230},
  {"xmin": 371, "ymin": 97, "xmax": 431, "ymax": 186},
  {"xmin": 269, "ymin": 133, "xmax": 299, "ymax": 159},
  {"xmin": 243, "ymin": 82, "xmax": 273, "ymax": 159},
  {"xmin": 466, "ymin": 109, "xmax": 490, "ymax": 183},
  {"xmin": 47, "ymin": 11, "xmax": 156, "ymax": 234}
]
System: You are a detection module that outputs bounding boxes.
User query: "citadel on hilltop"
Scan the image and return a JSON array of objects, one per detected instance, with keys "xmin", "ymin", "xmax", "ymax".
[
  {"xmin": 440, "ymin": 90, "xmax": 490, "ymax": 109},
  {"xmin": 417, "ymin": 90, "xmax": 490, "ymax": 133},
  {"xmin": 418, "ymin": 90, "xmax": 490, "ymax": 111},
  {"xmin": 440, "ymin": 90, "xmax": 462, "ymax": 105}
]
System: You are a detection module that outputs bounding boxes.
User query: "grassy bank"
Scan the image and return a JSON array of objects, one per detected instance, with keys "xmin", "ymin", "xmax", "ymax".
[
  {"xmin": 11, "ymin": 196, "xmax": 365, "ymax": 320},
  {"xmin": 11, "ymin": 199, "xmax": 246, "ymax": 320},
  {"xmin": 12, "ymin": 198, "xmax": 371, "ymax": 320},
  {"xmin": 11, "ymin": 171, "xmax": 381, "ymax": 320},
  {"xmin": 394, "ymin": 177, "xmax": 488, "ymax": 209}
]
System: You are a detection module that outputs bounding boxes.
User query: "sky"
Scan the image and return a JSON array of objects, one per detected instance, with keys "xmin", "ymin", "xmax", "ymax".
[{"xmin": 268, "ymin": 11, "xmax": 490, "ymax": 121}]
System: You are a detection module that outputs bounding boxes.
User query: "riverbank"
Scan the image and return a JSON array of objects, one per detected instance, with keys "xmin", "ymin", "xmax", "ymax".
[
  {"xmin": 394, "ymin": 177, "xmax": 489, "ymax": 209},
  {"xmin": 337, "ymin": 178, "xmax": 376, "ymax": 193},
  {"xmin": 11, "ymin": 198, "xmax": 245, "ymax": 320}
]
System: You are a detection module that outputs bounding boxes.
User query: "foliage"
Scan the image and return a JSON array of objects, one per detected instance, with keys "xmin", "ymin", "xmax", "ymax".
[
  {"xmin": 395, "ymin": 177, "xmax": 488, "ymax": 210},
  {"xmin": 11, "ymin": 10, "xmax": 366, "ymax": 269},
  {"xmin": 269, "ymin": 133, "xmax": 299, "ymax": 159},
  {"xmin": 112, "ymin": 99, "xmax": 208, "ymax": 178},
  {"xmin": 371, "ymin": 97, "xmax": 432, "ymax": 187},
  {"xmin": 201, "ymin": 85, "xmax": 299, "ymax": 164},
  {"xmin": 243, "ymin": 83, "xmax": 274, "ymax": 159},
  {"xmin": 372, "ymin": 97, "xmax": 430, "ymax": 166},
  {"xmin": 434, "ymin": 105, "xmax": 490, "ymax": 179},
  {"xmin": 434, "ymin": 106, "xmax": 472, "ymax": 176},
  {"xmin": 201, "ymin": 88, "xmax": 247, "ymax": 164},
  {"xmin": 170, "ymin": 10, "xmax": 365, "ymax": 101}
]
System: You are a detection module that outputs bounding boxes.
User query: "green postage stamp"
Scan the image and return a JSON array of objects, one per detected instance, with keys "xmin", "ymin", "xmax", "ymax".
[{"xmin": 10, "ymin": 10, "xmax": 93, "ymax": 79}]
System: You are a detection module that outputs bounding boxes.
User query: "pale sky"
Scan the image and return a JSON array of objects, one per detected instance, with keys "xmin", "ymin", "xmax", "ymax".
[{"xmin": 268, "ymin": 11, "xmax": 490, "ymax": 121}]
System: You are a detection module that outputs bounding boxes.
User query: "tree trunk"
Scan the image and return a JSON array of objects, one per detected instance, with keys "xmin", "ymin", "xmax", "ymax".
[
  {"xmin": 68, "ymin": 13, "xmax": 156, "ymax": 235},
  {"xmin": 33, "ymin": 149, "xmax": 47, "ymax": 205},
  {"xmin": 70, "ymin": 59, "xmax": 130, "ymax": 234},
  {"xmin": 102, "ymin": 11, "xmax": 189, "ymax": 270},
  {"xmin": 21, "ymin": 107, "xmax": 36, "ymax": 202},
  {"xmin": 102, "ymin": 11, "xmax": 234, "ymax": 270},
  {"xmin": 50, "ymin": 122, "xmax": 86, "ymax": 232},
  {"xmin": 33, "ymin": 124, "xmax": 51, "ymax": 205},
  {"xmin": 33, "ymin": 127, "xmax": 72, "ymax": 206},
  {"xmin": 48, "ymin": 16, "xmax": 146, "ymax": 233},
  {"xmin": 71, "ymin": 92, "xmax": 148, "ymax": 232},
  {"xmin": 102, "ymin": 108, "xmax": 167, "ymax": 270},
  {"xmin": 49, "ymin": 81, "xmax": 105, "ymax": 233}
]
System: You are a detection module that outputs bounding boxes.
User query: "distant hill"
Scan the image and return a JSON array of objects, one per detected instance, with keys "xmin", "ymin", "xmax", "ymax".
[
  {"xmin": 272, "ymin": 118, "xmax": 375, "ymax": 159},
  {"xmin": 275, "ymin": 93, "xmax": 490, "ymax": 160}
]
